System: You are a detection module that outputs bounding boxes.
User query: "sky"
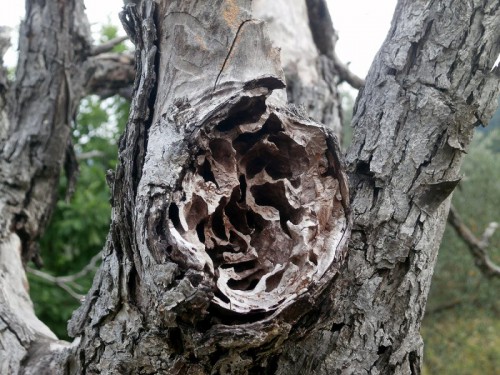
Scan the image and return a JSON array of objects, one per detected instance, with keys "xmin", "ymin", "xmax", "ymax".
[{"xmin": 0, "ymin": 0, "xmax": 397, "ymax": 79}]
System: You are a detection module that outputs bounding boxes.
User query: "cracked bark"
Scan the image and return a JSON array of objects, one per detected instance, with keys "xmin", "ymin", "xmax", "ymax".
[
  {"xmin": 0, "ymin": 0, "xmax": 499, "ymax": 374},
  {"xmin": 0, "ymin": 0, "xmax": 141, "ymax": 373}
]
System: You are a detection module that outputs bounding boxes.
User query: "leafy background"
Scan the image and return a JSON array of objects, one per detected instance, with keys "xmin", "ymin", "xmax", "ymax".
[{"xmin": 28, "ymin": 27, "xmax": 499, "ymax": 373}]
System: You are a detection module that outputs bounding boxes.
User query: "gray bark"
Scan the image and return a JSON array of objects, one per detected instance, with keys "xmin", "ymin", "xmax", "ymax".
[
  {"xmin": 0, "ymin": 0, "xmax": 498, "ymax": 374},
  {"xmin": 253, "ymin": 0, "xmax": 345, "ymax": 139},
  {"xmin": 0, "ymin": 0, "xmax": 138, "ymax": 373}
]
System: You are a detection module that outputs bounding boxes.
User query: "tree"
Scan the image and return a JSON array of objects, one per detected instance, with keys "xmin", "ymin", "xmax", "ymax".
[{"xmin": 0, "ymin": 0, "xmax": 498, "ymax": 374}]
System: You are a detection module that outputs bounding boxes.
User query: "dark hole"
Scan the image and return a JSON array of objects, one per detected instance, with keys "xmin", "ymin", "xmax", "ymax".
[
  {"xmin": 209, "ymin": 139, "xmax": 235, "ymax": 170},
  {"xmin": 168, "ymin": 203, "xmax": 184, "ymax": 233},
  {"xmin": 279, "ymin": 218, "xmax": 292, "ymax": 238},
  {"xmin": 251, "ymin": 182, "xmax": 303, "ymax": 225},
  {"xmin": 233, "ymin": 131, "xmax": 266, "ymax": 155},
  {"xmin": 232, "ymin": 113, "xmax": 283, "ymax": 154},
  {"xmin": 211, "ymin": 200, "xmax": 228, "ymax": 240},
  {"xmin": 198, "ymin": 158, "xmax": 218, "ymax": 187},
  {"xmin": 168, "ymin": 327, "xmax": 184, "ymax": 354},
  {"xmin": 216, "ymin": 96, "xmax": 267, "ymax": 132},
  {"xmin": 225, "ymin": 190, "xmax": 251, "ymax": 235},
  {"xmin": 289, "ymin": 177, "xmax": 301, "ymax": 189},
  {"xmin": 214, "ymin": 289, "xmax": 230, "ymax": 303},
  {"xmin": 246, "ymin": 211, "xmax": 265, "ymax": 232},
  {"xmin": 245, "ymin": 155, "xmax": 268, "ymax": 179},
  {"xmin": 267, "ymin": 132, "xmax": 308, "ymax": 178},
  {"xmin": 289, "ymin": 254, "xmax": 302, "ymax": 266},
  {"xmin": 238, "ymin": 175, "xmax": 247, "ymax": 203},
  {"xmin": 377, "ymin": 345, "xmax": 389, "ymax": 355},
  {"xmin": 266, "ymin": 156, "xmax": 293, "ymax": 179},
  {"xmin": 187, "ymin": 271, "xmax": 203, "ymax": 287},
  {"xmin": 466, "ymin": 91, "xmax": 474, "ymax": 105},
  {"xmin": 223, "ymin": 259, "xmax": 258, "ymax": 273},
  {"xmin": 331, "ymin": 322, "xmax": 345, "ymax": 332},
  {"xmin": 355, "ymin": 161, "xmax": 372, "ymax": 176},
  {"xmin": 309, "ymin": 251, "xmax": 318, "ymax": 265},
  {"xmin": 207, "ymin": 245, "xmax": 235, "ymax": 268},
  {"xmin": 228, "ymin": 277, "xmax": 260, "ymax": 291}
]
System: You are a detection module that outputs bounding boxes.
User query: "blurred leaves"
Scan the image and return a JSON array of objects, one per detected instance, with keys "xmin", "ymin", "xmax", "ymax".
[{"xmin": 422, "ymin": 118, "xmax": 500, "ymax": 374}]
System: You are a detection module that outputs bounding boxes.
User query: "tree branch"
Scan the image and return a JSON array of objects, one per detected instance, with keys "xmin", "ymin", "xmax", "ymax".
[
  {"xmin": 77, "ymin": 150, "xmax": 105, "ymax": 160},
  {"xmin": 448, "ymin": 205, "xmax": 500, "ymax": 278},
  {"xmin": 333, "ymin": 51, "xmax": 365, "ymax": 89},
  {"xmin": 84, "ymin": 52, "xmax": 135, "ymax": 99},
  {"xmin": 27, "ymin": 251, "xmax": 102, "ymax": 301},
  {"xmin": 90, "ymin": 35, "xmax": 128, "ymax": 56},
  {"xmin": 304, "ymin": 0, "xmax": 365, "ymax": 90}
]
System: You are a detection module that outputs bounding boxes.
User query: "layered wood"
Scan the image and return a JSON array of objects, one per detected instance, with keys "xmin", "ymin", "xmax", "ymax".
[{"xmin": 168, "ymin": 99, "xmax": 350, "ymax": 315}]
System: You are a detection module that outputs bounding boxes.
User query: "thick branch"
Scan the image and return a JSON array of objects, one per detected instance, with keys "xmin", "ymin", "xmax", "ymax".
[
  {"xmin": 448, "ymin": 205, "xmax": 500, "ymax": 278},
  {"xmin": 305, "ymin": 0, "xmax": 365, "ymax": 90},
  {"xmin": 84, "ymin": 52, "xmax": 135, "ymax": 99},
  {"xmin": 90, "ymin": 35, "xmax": 128, "ymax": 55},
  {"xmin": 333, "ymin": 51, "xmax": 365, "ymax": 89}
]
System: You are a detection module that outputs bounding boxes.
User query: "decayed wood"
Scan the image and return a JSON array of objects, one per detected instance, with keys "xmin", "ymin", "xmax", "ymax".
[{"xmin": 169, "ymin": 104, "xmax": 350, "ymax": 315}]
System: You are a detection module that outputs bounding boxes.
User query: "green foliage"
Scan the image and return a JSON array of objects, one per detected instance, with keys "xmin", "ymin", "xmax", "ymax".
[
  {"xmin": 29, "ymin": 95, "xmax": 129, "ymax": 339},
  {"xmin": 422, "ymin": 125, "xmax": 500, "ymax": 374}
]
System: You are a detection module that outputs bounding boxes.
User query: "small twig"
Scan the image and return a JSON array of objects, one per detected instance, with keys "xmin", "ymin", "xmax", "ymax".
[
  {"xmin": 448, "ymin": 205, "xmax": 500, "ymax": 278},
  {"xmin": 91, "ymin": 35, "xmax": 128, "ymax": 56},
  {"xmin": 77, "ymin": 150, "xmax": 106, "ymax": 160},
  {"xmin": 56, "ymin": 251, "xmax": 102, "ymax": 283},
  {"xmin": 333, "ymin": 51, "xmax": 365, "ymax": 90},
  {"xmin": 426, "ymin": 298, "xmax": 465, "ymax": 315},
  {"xmin": 27, "ymin": 251, "xmax": 102, "ymax": 301}
]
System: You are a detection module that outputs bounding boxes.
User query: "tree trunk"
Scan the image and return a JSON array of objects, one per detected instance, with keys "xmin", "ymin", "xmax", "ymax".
[{"xmin": 0, "ymin": 0, "xmax": 499, "ymax": 374}]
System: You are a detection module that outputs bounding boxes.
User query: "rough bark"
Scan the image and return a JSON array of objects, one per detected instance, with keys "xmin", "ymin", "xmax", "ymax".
[
  {"xmin": 0, "ymin": 1, "xmax": 92, "ymax": 372},
  {"xmin": 0, "ymin": 1, "xmax": 142, "ymax": 373},
  {"xmin": 66, "ymin": 0, "xmax": 497, "ymax": 374},
  {"xmin": 253, "ymin": 0, "xmax": 345, "ymax": 139},
  {"xmin": 0, "ymin": 0, "xmax": 498, "ymax": 374}
]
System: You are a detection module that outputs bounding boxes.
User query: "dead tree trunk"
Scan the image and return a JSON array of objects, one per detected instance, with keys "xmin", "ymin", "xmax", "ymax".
[{"xmin": 0, "ymin": 0, "xmax": 499, "ymax": 374}]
